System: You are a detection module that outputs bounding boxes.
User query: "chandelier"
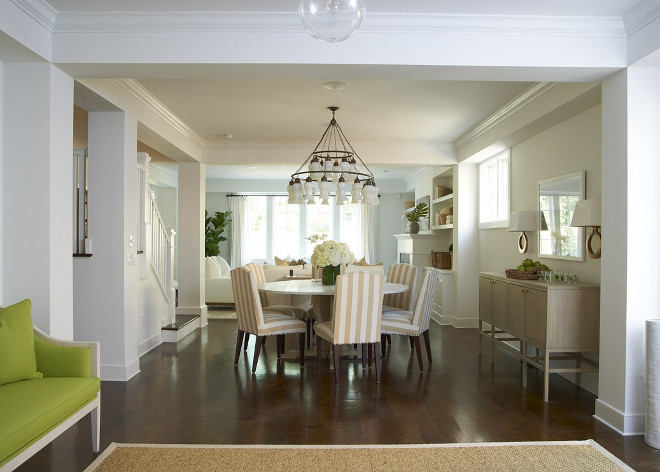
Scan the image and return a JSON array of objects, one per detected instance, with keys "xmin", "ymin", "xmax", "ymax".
[
  {"xmin": 287, "ymin": 107, "xmax": 378, "ymax": 205},
  {"xmin": 299, "ymin": 0, "xmax": 366, "ymax": 43}
]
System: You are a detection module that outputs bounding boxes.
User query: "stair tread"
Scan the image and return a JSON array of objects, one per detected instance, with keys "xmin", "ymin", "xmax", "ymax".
[{"xmin": 162, "ymin": 314, "xmax": 199, "ymax": 330}]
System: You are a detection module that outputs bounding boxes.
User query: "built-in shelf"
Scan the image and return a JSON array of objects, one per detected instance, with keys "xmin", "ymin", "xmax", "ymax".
[
  {"xmin": 73, "ymin": 253, "xmax": 93, "ymax": 258},
  {"xmin": 432, "ymin": 194, "xmax": 453, "ymax": 204},
  {"xmin": 431, "ymin": 224, "xmax": 453, "ymax": 230}
]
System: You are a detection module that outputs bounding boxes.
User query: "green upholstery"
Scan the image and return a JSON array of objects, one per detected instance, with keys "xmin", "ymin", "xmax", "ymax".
[
  {"xmin": 0, "ymin": 377, "xmax": 100, "ymax": 467},
  {"xmin": 34, "ymin": 336, "xmax": 91, "ymax": 378},
  {"xmin": 0, "ymin": 300, "xmax": 42, "ymax": 386}
]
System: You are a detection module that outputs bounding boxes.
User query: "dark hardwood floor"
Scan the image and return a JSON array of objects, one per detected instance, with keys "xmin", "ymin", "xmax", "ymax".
[{"xmin": 16, "ymin": 320, "xmax": 660, "ymax": 471}]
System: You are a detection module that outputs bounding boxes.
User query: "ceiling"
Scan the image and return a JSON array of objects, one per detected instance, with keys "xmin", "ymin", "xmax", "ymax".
[{"xmin": 45, "ymin": 0, "xmax": 646, "ymax": 182}]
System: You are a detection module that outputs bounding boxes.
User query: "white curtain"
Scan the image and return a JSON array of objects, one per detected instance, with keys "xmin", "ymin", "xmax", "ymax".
[
  {"xmin": 229, "ymin": 195, "xmax": 248, "ymax": 268},
  {"xmin": 361, "ymin": 204, "xmax": 375, "ymax": 264}
]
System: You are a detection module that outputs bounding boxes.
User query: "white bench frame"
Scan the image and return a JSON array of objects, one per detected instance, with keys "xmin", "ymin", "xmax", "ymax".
[{"xmin": 0, "ymin": 327, "xmax": 100, "ymax": 472}]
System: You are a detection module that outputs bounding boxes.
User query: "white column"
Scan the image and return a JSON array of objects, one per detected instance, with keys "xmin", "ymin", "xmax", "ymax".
[
  {"xmin": 176, "ymin": 162, "xmax": 207, "ymax": 325},
  {"xmin": 2, "ymin": 63, "xmax": 74, "ymax": 338},
  {"xmin": 74, "ymin": 111, "xmax": 140, "ymax": 381},
  {"xmin": 596, "ymin": 66, "xmax": 660, "ymax": 435}
]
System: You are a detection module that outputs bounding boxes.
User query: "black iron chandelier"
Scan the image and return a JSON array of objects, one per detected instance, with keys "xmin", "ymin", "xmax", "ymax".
[{"xmin": 287, "ymin": 107, "xmax": 378, "ymax": 205}]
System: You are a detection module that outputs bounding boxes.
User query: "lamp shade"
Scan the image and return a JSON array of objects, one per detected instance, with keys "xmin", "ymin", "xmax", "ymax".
[
  {"xmin": 299, "ymin": 0, "xmax": 366, "ymax": 43},
  {"xmin": 570, "ymin": 199, "xmax": 601, "ymax": 227},
  {"xmin": 507, "ymin": 211, "xmax": 535, "ymax": 232}
]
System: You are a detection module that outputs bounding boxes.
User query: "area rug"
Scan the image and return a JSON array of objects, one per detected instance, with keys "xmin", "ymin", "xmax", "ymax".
[
  {"xmin": 206, "ymin": 308, "xmax": 236, "ymax": 320},
  {"xmin": 84, "ymin": 440, "xmax": 634, "ymax": 472}
]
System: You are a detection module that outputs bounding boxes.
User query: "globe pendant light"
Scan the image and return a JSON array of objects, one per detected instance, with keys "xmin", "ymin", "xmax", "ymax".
[{"xmin": 299, "ymin": 0, "xmax": 366, "ymax": 43}]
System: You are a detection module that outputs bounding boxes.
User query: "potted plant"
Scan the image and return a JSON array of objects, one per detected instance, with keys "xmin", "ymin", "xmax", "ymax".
[
  {"xmin": 406, "ymin": 202, "xmax": 429, "ymax": 234},
  {"xmin": 205, "ymin": 210, "xmax": 232, "ymax": 257}
]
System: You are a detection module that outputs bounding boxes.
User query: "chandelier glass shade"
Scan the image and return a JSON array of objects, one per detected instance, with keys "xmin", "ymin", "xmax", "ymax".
[
  {"xmin": 288, "ymin": 107, "xmax": 378, "ymax": 206},
  {"xmin": 299, "ymin": 0, "xmax": 366, "ymax": 43}
]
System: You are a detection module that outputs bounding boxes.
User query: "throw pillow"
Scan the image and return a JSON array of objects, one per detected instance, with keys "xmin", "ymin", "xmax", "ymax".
[
  {"xmin": 214, "ymin": 256, "xmax": 231, "ymax": 276},
  {"xmin": 205, "ymin": 257, "xmax": 222, "ymax": 278},
  {"xmin": 0, "ymin": 299, "xmax": 43, "ymax": 386},
  {"xmin": 274, "ymin": 256, "xmax": 290, "ymax": 266},
  {"xmin": 356, "ymin": 257, "xmax": 383, "ymax": 267}
]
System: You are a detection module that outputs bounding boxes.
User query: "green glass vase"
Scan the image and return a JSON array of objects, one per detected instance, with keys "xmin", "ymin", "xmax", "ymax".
[{"xmin": 321, "ymin": 265, "xmax": 341, "ymax": 286}]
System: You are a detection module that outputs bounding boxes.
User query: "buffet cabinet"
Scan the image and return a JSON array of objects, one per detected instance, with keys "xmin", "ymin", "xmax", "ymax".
[{"xmin": 479, "ymin": 272, "xmax": 600, "ymax": 401}]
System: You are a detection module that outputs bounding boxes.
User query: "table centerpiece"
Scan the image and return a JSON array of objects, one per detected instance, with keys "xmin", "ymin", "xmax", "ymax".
[{"xmin": 310, "ymin": 240, "xmax": 355, "ymax": 285}]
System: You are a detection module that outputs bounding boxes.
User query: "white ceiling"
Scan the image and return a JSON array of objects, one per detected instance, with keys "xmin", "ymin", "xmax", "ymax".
[{"xmin": 45, "ymin": 0, "xmax": 647, "ymax": 182}]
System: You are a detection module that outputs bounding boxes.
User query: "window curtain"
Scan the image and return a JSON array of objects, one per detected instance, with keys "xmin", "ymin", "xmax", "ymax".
[
  {"xmin": 361, "ymin": 204, "xmax": 375, "ymax": 264},
  {"xmin": 229, "ymin": 195, "xmax": 248, "ymax": 268}
]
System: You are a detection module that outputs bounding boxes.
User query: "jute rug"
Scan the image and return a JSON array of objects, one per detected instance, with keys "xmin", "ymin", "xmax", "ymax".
[
  {"xmin": 84, "ymin": 440, "xmax": 634, "ymax": 472},
  {"xmin": 207, "ymin": 308, "xmax": 236, "ymax": 320}
]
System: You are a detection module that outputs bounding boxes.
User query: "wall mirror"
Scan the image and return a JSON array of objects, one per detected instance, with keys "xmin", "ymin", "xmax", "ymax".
[{"xmin": 538, "ymin": 171, "xmax": 585, "ymax": 261}]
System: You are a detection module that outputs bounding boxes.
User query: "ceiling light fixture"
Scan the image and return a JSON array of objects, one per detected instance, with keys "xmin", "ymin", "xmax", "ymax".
[
  {"xmin": 299, "ymin": 0, "xmax": 366, "ymax": 43},
  {"xmin": 322, "ymin": 81, "xmax": 349, "ymax": 91},
  {"xmin": 288, "ymin": 106, "xmax": 378, "ymax": 206}
]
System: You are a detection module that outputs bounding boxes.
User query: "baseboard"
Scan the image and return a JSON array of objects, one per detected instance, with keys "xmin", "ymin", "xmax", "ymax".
[
  {"xmin": 100, "ymin": 358, "xmax": 141, "ymax": 381},
  {"xmin": 138, "ymin": 332, "xmax": 162, "ymax": 357},
  {"xmin": 432, "ymin": 313, "xmax": 479, "ymax": 328},
  {"xmin": 594, "ymin": 399, "xmax": 646, "ymax": 435}
]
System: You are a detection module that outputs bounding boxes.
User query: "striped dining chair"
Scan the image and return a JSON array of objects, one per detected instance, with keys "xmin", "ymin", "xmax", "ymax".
[
  {"xmin": 380, "ymin": 268, "xmax": 437, "ymax": 371},
  {"xmin": 231, "ymin": 267, "xmax": 306, "ymax": 373},
  {"xmin": 243, "ymin": 262, "xmax": 309, "ymax": 350},
  {"xmin": 382, "ymin": 263, "xmax": 418, "ymax": 346},
  {"xmin": 314, "ymin": 271, "xmax": 384, "ymax": 386}
]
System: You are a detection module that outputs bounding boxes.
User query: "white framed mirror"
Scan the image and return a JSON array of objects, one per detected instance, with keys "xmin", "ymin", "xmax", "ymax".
[{"xmin": 538, "ymin": 171, "xmax": 585, "ymax": 261}]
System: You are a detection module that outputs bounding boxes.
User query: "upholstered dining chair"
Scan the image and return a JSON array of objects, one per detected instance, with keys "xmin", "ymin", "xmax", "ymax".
[
  {"xmin": 380, "ymin": 268, "xmax": 437, "ymax": 371},
  {"xmin": 314, "ymin": 271, "xmax": 384, "ymax": 386},
  {"xmin": 231, "ymin": 267, "xmax": 306, "ymax": 373},
  {"xmin": 381, "ymin": 263, "xmax": 418, "ymax": 346},
  {"xmin": 243, "ymin": 262, "xmax": 309, "ymax": 350}
]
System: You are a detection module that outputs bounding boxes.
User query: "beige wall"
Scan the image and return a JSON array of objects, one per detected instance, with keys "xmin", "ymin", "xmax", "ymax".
[{"xmin": 479, "ymin": 104, "xmax": 602, "ymax": 284}]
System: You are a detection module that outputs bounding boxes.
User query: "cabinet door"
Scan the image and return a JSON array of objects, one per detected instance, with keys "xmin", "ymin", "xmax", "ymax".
[
  {"xmin": 479, "ymin": 277, "xmax": 493, "ymax": 322},
  {"xmin": 491, "ymin": 280, "xmax": 508, "ymax": 327},
  {"xmin": 524, "ymin": 287, "xmax": 547, "ymax": 347},
  {"xmin": 507, "ymin": 284, "xmax": 525, "ymax": 338}
]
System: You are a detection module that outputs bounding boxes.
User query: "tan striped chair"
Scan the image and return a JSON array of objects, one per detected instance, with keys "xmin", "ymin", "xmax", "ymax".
[
  {"xmin": 382, "ymin": 263, "xmax": 418, "ymax": 313},
  {"xmin": 380, "ymin": 268, "xmax": 437, "ymax": 371},
  {"xmin": 231, "ymin": 267, "xmax": 306, "ymax": 373},
  {"xmin": 244, "ymin": 262, "xmax": 309, "ymax": 350},
  {"xmin": 314, "ymin": 271, "xmax": 384, "ymax": 386}
]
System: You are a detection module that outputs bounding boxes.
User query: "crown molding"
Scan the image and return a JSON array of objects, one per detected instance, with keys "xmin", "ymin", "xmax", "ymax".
[
  {"xmin": 48, "ymin": 10, "xmax": 626, "ymax": 39},
  {"xmin": 454, "ymin": 82, "xmax": 557, "ymax": 151},
  {"xmin": 114, "ymin": 79, "xmax": 205, "ymax": 148},
  {"xmin": 11, "ymin": 0, "xmax": 57, "ymax": 31},
  {"xmin": 624, "ymin": 0, "xmax": 660, "ymax": 36}
]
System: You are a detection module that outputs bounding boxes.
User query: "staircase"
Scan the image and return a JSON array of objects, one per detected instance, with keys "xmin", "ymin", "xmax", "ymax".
[{"xmin": 161, "ymin": 315, "xmax": 200, "ymax": 342}]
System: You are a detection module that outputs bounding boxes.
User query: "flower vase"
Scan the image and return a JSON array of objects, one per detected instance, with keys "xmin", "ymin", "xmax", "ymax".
[{"xmin": 321, "ymin": 265, "xmax": 341, "ymax": 286}]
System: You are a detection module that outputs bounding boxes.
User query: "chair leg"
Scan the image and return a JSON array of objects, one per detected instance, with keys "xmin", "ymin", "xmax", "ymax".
[
  {"xmin": 409, "ymin": 336, "xmax": 414, "ymax": 349},
  {"xmin": 374, "ymin": 342, "xmax": 381, "ymax": 383},
  {"xmin": 243, "ymin": 333, "xmax": 249, "ymax": 351},
  {"xmin": 299, "ymin": 332, "xmax": 305, "ymax": 367},
  {"xmin": 387, "ymin": 334, "xmax": 392, "ymax": 345},
  {"xmin": 252, "ymin": 335, "xmax": 264, "ymax": 373},
  {"xmin": 234, "ymin": 330, "xmax": 245, "ymax": 365},
  {"xmin": 368, "ymin": 343, "xmax": 373, "ymax": 367},
  {"xmin": 276, "ymin": 335, "xmax": 283, "ymax": 359},
  {"xmin": 422, "ymin": 329, "xmax": 432, "ymax": 364},
  {"xmin": 317, "ymin": 337, "xmax": 323, "ymax": 372},
  {"xmin": 333, "ymin": 345, "xmax": 340, "ymax": 387},
  {"xmin": 412, "ymin": 336, "xmax": 424, "ymax": 371},
  {"xmin": 362, "ymin": 344, "xmax": 368, "ymax": 369},
  {"xmin": 381, "ymin": 333, "xmax": 387, "ymax": 357}
]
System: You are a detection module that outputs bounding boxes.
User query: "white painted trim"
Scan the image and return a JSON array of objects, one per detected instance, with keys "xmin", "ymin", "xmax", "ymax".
[
  {"xmin": 594, "ymin": 399, "xmax": 646, "ymax": 436},
  {"xmin": 10, "ymin": 0, "xmax": 57, "ymax": 31},
  {"xmin": 624, "ymin": 1, "xmax": 660, "ymax": 36},
  {"xmin": 137, "ymin": 332, "xmax": 162, "ymax": 357},
  {"xmin": 432, "ymin": 314, "xmax": 478, "ymax": 329},
  {"xmin": 1, "ymin": 397, "xmax": 100, "ymax": 472},
  {"xmin": 114, "ymin": 79, "xmax": 205, "ymax": 147},
  {"xmin": 100, "ymin": 359, "xmax": 141, "ymax": 381}
]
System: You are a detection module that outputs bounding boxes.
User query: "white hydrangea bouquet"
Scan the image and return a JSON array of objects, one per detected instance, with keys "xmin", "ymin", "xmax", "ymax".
[{"xmin": 310, "ymin": 240, "xmax": 354, "ymax": 268}]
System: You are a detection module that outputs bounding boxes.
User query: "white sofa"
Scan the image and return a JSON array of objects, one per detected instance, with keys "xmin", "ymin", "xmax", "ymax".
[{"xmin": 205, "ymin": 258, "xmax": 312, "ymax": 305}]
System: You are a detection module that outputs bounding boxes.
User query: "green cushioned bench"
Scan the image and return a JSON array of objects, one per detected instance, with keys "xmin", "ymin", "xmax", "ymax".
[{"xmin": 0, "ymin": 300, "xmax": 100, "ymax": 472}]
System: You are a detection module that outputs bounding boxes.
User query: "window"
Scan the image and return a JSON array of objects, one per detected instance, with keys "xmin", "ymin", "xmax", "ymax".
[
  {"xmin": 479, "ymin": 150, "xmax": 510, "ymax": 228},
  {"xmin": 243, "ymin": 195, "xmax": 363, "ymax": 263}
]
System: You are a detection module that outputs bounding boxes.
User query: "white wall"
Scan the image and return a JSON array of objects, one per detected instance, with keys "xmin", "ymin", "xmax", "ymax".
[
  {"xmin": 0, "ymin": 60, "xmax": 3, "ymax": 306},
  {"xmin": 136, "ymin": 275, "xmax": 168, "ymax": 356},
  {"xmin": 479, "ymin": 105, "xmax": 602, "ymax": 284}
]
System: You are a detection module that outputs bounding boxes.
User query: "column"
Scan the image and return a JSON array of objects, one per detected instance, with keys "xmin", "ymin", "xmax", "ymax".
[
  {"xmin": 597, "ymin": 66, "xmax": 660, "ymax": 435},
  {"xmin": 2, "ymin": 63, "xmax": 74, "ymax": 338},
  {"xmin": 177, "ymin": 162, "xmax": 207, "ymax": 325},
  {"xmin": 73, "ymin": 111, "xmax": 140, "ymax": 381}
]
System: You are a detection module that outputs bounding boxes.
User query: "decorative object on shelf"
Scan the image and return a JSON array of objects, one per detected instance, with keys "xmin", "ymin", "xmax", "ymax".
[
  {"xmin": 406, "ymin": 202, "xmax": 429, "ymax": 235},
  {"xmin": 506, "ymin": 258, "xmax": 549, "ymax": 280},
  {"xmin": 288, "ymin": 107, "xmax": 378, "ymax": 206},
  {"xmin": 431, "ymin": 250, "xmax": 452, "ymax": 270},
  {"xmin": 299, "ymin": 0, "xmax": 366, "ymax": 43},
  {"xmin": 507, "ymin": 210, "xmax": 536, "ymax": 254},
  {"xmin": 439, "ymin": 206, "xmax": 453, "ymax": 225},
  {"xmin": 310, "ymin": 240, "xmax": 355, "ymax": 285},
  {"xmin": 570, "ymin": 199, "xmax": 601, "ymax": 259}
]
